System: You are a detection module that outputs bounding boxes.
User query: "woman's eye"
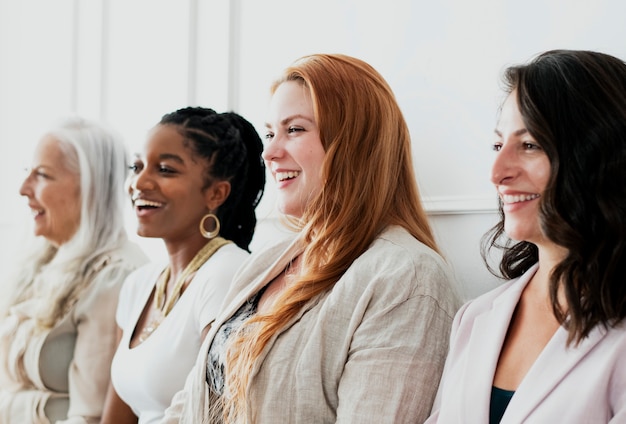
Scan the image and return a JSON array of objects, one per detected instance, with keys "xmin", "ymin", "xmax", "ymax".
[
  {"xmin": 159, "ymin": 166, "xmax": 176, "ymax": 174},
  {"xmin": 265, "ymin": 132, "xmax": 274, "ymax": 140},
  {"xmin": 491, "ymin": 143, "xmax": 502, "ymax": 152},
  {"xmin": 128, "ymin": 163, "xmax": 141, "ymax": 173},
  {"xmin": 523, "ymin": 142, "xmax": 541, "ymax": 150},
  {"xmin": 288, "ymin": 126, "xmax": 303, "ymax": 134}
]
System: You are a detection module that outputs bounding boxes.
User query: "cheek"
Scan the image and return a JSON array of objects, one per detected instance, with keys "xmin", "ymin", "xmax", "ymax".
[
  {"xmin": 535, "ymin": 161, "xmax": 551, "ymax": 190},
  {"xmin": 56, "ymin": 186, "xmax": 82, "ymax": 220},
  {"xmin": 52, "ymin": 195, "xmax": 81, "ymax": 222}
]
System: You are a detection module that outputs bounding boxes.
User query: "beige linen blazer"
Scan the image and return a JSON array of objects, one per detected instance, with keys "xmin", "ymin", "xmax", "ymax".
[
  {"xmin": 0, "ymin": 240, "xmax": 146, "ymax": 424},
  {"xmin": 163, "ymin": 225, "xmax": 461, "ymax": 424}
]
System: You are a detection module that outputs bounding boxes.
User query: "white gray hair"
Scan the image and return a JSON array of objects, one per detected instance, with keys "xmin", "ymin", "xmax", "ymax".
[{"xmin": 8, "ymin": 117, "xmax": 130, "ymax": 327}]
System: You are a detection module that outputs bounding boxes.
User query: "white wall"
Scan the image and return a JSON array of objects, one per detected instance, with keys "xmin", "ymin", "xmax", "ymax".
[{"xmin": 1, "ymin": 0, "xmax": 625, "ymax": 301}]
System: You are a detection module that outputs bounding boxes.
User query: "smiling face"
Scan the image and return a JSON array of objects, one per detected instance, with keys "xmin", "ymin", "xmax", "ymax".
[
  {"xmin": 128, "ymin": 124, "xmax": 217, "ymax": 243},
  {"xmin": 262, "ymin": 80, "xmax": 326, "ymax": 218},
  {"xmin": 491, "ymin": 91, "xmax": 551, "ymax": 245},
  {"xmin": 19, "ymin": 136, "xmax": 82, "ymax": 246}
]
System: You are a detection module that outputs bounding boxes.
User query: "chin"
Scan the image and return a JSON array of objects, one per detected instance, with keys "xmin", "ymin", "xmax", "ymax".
[
  {"xmin": 278, "ymin": 206, "xmax": 303, "ymax": 219},
  {"xmin": 136, "ymin": 228, "xmax": 157, "ymax": 238},
  {"xmin": 504, "ymin": 229, "xmax": 536, "ymax": 244}
]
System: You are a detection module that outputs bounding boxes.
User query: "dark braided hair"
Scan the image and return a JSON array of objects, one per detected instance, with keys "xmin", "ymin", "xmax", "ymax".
[{"xmin": 159, "ymin": 107, "xmax": 265, "ymax": 251}]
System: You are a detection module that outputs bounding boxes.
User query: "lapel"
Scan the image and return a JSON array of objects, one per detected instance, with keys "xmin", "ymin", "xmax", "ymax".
[
  {"xmin": 246, "ymin": 254, "xmax": 327, "ymax": 385},
  {"xmin": 209, "ymin": 234, "xmax": 303, "ymax": 342},
  {"xmin": 502, "ymin": 318, "xmax": 607, "ymax": 422},
  {"xmin": 459, "ymin": 265, "xmax": 535, "ymax": 422},
  {"xmin": 190, "ymin": 234, "xmax": 303, "ymax": 412}
]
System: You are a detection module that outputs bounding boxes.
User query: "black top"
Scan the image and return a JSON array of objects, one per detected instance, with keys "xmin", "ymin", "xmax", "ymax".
[{"xmin": 489, "ymin": 385, "xmax": 515, "ymax": 424}]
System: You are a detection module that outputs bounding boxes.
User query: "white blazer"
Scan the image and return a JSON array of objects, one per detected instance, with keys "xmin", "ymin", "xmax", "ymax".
[{"xmin": 426, "ymin": 264, "xmax": 626, "ymax": 423}]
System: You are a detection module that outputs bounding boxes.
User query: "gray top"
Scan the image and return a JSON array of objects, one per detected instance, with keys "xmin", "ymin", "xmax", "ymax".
[{"xmin": 206, "ymin": 288, "xmax": 264, "ymax": 396}]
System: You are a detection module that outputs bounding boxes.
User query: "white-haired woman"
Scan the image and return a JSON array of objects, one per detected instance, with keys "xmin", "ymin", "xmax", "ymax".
[{"xmin": 0, "ymin": 117, "xmax": 146, "ymax": 423}]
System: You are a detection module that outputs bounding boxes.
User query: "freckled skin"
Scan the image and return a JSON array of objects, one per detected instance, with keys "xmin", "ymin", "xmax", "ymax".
[{"xmin": 262, "ymin": 81, "xmax": 326, "ymax": 218}]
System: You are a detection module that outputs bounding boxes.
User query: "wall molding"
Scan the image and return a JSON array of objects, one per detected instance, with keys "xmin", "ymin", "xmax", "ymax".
[
  {"xmin": 227, "ymin": 0, "xmax": 242, "ymax": 111},
  {"xmin": 421, "ymin": 195, "xmax": 498, "ymax": 215},
  {"xmin": 187, "ymin": 0, "xmax": 199, "ymax": 105}
]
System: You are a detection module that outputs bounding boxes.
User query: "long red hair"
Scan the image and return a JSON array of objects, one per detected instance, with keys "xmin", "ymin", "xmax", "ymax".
[{"xmin": 223, "ymin": 53, "xmax": 439, "ymax": 422}]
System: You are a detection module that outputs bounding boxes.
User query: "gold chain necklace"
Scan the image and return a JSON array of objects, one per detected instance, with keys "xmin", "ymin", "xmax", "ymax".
[{"xmin": 138, "ymin": 237, "xmax": 231, "ymax": 343}]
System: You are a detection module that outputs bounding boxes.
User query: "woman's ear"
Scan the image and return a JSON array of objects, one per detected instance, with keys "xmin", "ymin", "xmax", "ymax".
[{"xmin": 205, "ymin": 180, "xmax": 232, "ymax": 211}]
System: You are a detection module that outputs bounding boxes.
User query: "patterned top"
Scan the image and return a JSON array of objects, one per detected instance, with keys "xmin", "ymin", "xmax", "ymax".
[{"xmin": 205, "ymin": 288, "xmax": 265, "ymax": 396}]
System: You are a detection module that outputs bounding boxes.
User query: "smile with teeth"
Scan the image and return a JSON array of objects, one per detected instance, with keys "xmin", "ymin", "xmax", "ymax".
[
  {"xmin": 31, "ymin": 208, "xmax": 44, "ymax": 217},
  {"xmin": 133, "ymin": 199, "xmax": 164, "ymax": 208},
  {"xmin": 276, "ymin": 171, "xmax": 300, "ymax": 182},
  {"xmin": 502, "ymin": 193, "xmax": 540, "ymax": 204}
]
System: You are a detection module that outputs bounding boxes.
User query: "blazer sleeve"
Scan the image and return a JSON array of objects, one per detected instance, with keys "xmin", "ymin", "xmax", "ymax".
[
  {"xmin": 56, "ymin": 262, "xmax": 134, "ymax": 424},
  {"xmin": 609, "ymin": 353, "xmax": 626, "ymax": 423},
  {"xmin": 0, "ymin": 388, "xmax": 49, "ymax": 423},
  {"xmin": 335, "ymin": 258, "xmax": 458, "ymax": 424},
  {"xmin": 161, "ymin": 382, "xmax": 187, "ymax": 424},
  {"xmin": 425, "ymin": 299, "xmax": 473, "ymax": 423}
]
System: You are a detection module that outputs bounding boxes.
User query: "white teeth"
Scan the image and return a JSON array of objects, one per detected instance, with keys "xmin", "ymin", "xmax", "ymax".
[
  {"xmin": 276, "ymin": 171, "xmax": 300, "ymax": 182},
  {"xmin": 502, "ymin": 193, "xmax": 540, "ymax": 204},
  {"xmin": 134, "ymin": 199, "xmax": 163, "ymax": 208},
  {"xmin": 31, "ymin": 209, "xmax": 43, "ymax": 217}
]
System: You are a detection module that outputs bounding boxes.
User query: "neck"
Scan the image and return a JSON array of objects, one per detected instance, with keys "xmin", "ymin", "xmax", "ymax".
[
  {"xmin": 164, "ymin": 236, "xmax": 211, "ymax": 280},
  {"xmin": 527, "ymin": 242, "xmax": 569, "ymax": 309},
  {"xmin": 153, "ymin": 236, "xmax": 229, "ymax": 317}
]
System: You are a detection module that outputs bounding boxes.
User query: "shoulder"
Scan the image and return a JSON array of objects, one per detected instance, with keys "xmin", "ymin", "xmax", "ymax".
[
  {"xmin": 108, "ymin": 239, "xmax": 149, "ymax": 271},
  {"xmin": 76, "ymin": 255, "xmax": 156, "ymax": 318},
  {"xmin": 456, "ymin": 265, "xmax": 536, "ymax": 322},
  {"xmin": 353, "ymin": 226, "xmax": 455, "ymax": 292},
  {"xmin": 86, "ymin": 240, "xmax": 149, "ymax": 291},
  {"xmin": 334, "ymin": 226, "xmax": 460, "ymax": 315},
  {"xmin": 368, "ymin": 226, "xmax": 451, "ymax": 276},
  {"xmin": 190, "ymin": 243, "xmax": 250, "ymax": 302},
  {"xmin": 117, "ymin": 261, "xmax": 164, "ymax": 301},
  {"xmin": 194, "ymin": 243, "xmax": 250, "ymax": 283},
  {"xmin": 202, "ymin": 242, "xmax": 250, "ymax": 272},
  {"xmin": 231, "ymin": 234, "xmax": 297, "ymax": 288}
]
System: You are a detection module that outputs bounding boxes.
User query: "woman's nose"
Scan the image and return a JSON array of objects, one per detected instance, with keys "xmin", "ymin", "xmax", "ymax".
[
  {"xmin": 490, "ymin": 144, "xmax": 516, "ymax": 185},
  {"xmin": 261, "ymin": 137, "xmax": 282, "ymax": 162},
  {"xmin": 128, "ymin": 168, "xmax": 154, "ymax": 194},
  {"xmin": 19, "ymin": 171, "xmax": 33, "ymax": 197}
]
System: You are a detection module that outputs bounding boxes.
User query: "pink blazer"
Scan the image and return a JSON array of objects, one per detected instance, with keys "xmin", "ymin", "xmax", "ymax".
[{"xmin": 426, "ymin": 264, "xmax": 626, "ymax": 423}]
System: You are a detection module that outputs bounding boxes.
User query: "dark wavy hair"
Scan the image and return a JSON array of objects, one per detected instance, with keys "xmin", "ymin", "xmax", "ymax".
[
  {"xmin": 160, "ymin": 107, "xmax": 265, "ymax": 251},
  {"xmin": 481, "ymin": 50, "xmax": 626, "ymax": 344}
]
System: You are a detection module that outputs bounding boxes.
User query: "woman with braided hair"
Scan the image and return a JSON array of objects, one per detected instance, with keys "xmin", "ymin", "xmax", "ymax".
[{"xmin": 102, "ymin": 107, "xmax": 265, "ymax": 424}]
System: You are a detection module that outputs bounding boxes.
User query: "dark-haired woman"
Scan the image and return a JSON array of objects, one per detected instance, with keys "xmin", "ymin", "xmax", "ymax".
[
  {"xmin": 426, "ymin": 50, "xmax": 626, "ymax": 423},
  {"xmin": 101, "ymin": 107, "xmax": 265, "ymax": 424}
]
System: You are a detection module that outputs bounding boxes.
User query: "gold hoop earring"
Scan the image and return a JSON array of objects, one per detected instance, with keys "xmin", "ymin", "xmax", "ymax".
[{"xmin": 199, "ymin": 213, "xmax": 220, "ymax": 239}]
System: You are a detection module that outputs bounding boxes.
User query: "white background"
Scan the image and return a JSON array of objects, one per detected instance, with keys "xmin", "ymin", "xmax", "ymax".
[{"xmin": 1, "ymin": 0, "xmax": 625, "ymax": 299}]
